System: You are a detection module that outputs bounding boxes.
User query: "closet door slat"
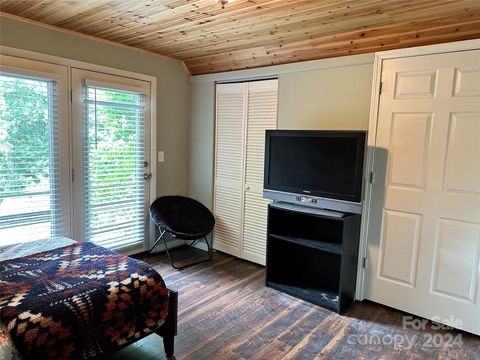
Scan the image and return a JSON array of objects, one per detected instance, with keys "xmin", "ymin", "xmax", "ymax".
[{"xmin": 213, "ymin": 83, "xmax": 246, "ymax": 257}]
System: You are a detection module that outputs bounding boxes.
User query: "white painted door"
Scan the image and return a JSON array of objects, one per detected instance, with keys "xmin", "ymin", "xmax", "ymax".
[
  {"xmin": 365, "ymin": 50, "xmax": 480, "ymax": 334},
  {"xmin": 213, "ymin": 83, "xmax": 246, "ymax": 257},
  {"xmin": 242, "ymin": 80, "xmax": 278, "ymax": 265}
]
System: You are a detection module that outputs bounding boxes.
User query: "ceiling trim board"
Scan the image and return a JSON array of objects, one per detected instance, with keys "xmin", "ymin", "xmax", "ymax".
[{"xmin": 188, "ymin": 53, "xmax": 375, "ymax": 83}]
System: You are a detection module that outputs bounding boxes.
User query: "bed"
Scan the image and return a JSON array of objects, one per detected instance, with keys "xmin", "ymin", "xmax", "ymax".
[{"xmin": 0, "ymin": 237, "xmax": 178, "ymax": 360}]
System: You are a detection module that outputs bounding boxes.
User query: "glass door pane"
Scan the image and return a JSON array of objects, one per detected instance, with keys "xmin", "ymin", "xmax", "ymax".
[
  {"xmin": 0, "ymin": 75, "xmax": 60, "ymax": 245},
  {"xmin": 83, "ymin": 86, "xmax": 146, "ymax": 249}
]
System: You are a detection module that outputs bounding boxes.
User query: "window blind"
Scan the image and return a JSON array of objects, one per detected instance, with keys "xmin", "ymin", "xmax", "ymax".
[
  {"xmin": 0, "ymin": 74, "xmax": 61, "ymax": 245},
  {"xmin": 82, "ymin": 84, "xmax": 146, "ymax": 250}
]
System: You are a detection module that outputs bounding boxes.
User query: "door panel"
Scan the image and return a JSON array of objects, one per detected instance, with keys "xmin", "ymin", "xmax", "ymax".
[
  {"xmin": 444, "ymin": 113, "xmax": 480, "ymax": 194},
  {"xmin": 453, "ymin": 68, "xmax": 480, "ymax": 97},
  {"xmin": 365, "ymin": 49, "xmax": 480, "ymax": 335},
  {"xmin": 432, "ymin": 219, "xmax": 480, "ymax": 302},
  {"xmin": 242, "ymin": 191, "xmax": 270, "ymax": 264},
  {"xmin": 242, "ymin": 80, "xmax": 278, "ymax": 265},
  {"xmin": 379, "ymin": 210, "xmax": 421, "ymax": 287},
  {"xmin": 394, "ymin": 70, "xmax": 437, "ymax": 99},
  {"xmin": 388, "ymin": 113, "xmax": 432, "ymax": 189},
  {"xmin": 213, "ymin": 83, "xmax": 246, "ymax": 257}
]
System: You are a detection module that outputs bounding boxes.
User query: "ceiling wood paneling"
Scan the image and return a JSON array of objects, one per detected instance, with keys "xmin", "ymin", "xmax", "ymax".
[{"xmin": 1, "ymin": 0, "xmax": 479, "ymax": 75}]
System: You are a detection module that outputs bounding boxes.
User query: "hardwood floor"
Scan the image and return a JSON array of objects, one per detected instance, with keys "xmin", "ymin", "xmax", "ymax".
[{"xmin": 112, "ymin": 248, "xmax": 480, "ymax": 360}]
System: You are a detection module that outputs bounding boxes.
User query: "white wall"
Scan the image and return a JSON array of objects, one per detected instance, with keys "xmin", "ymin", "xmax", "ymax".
[
  {"xmin": 1, "ymin": 15, "xmax": 190, "ymax": 198},
  {"xmin": 188, "ymin": 82, "xmax": 215, "ymax": 207},
  {"xmin": 188, "ymin": 53, "xmax": 374, "ymax": 209},
  {"xmin": 278, "ymin": 64, "xmax": 373, "ymax": 130}
]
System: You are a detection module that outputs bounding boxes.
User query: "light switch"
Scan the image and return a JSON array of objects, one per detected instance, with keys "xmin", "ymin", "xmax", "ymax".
[{"xmin": 158, "ymin": 151, "xmax": 165, "ymax": 162}]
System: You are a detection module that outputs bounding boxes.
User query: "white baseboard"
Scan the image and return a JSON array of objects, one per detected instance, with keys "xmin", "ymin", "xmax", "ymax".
[
  {"xmin": 192, "ymin": 234, "xmax": 212, "ymax": 252},
  {"xmin": 193, "ymin": 241, "xmax": 209, "ymax": 251}
]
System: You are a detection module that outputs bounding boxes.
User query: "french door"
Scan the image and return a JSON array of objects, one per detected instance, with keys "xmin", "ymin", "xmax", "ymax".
[
  {"xmin": 364, "ymin": 50, "xmax": 480, "ymax": 335},
  {"xmin": 0, "ymin": 57, "xmax": 153, "ymax": 252},
  {"xmin": 0, "ymin": 55, "xmax": 71, "ymax": 246},
  {"xmin": 71, "ymin": 69, "xmax": 152, "ymax": 253}
]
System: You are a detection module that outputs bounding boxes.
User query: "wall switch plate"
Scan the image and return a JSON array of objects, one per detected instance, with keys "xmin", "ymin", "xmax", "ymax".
[{"xmin": 158, "ymin": 151, "xmax": 165, "ymax": 162}]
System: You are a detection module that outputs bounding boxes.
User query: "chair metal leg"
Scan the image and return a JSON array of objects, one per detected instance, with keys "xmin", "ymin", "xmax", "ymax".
[
  {"xmin": 149, "ymin": 229, "xmax": 167, "ymax": 253},
  {"xmin": 149, "ymin": 227, "xmax": 213, "ymax": 270},
  {"xmin": 149, "ymin": 229, "xmax": 179, "ymax": 269},
  {"xmin": 161, "ymin": 234, "xmax": 182, "ymax": 270}
]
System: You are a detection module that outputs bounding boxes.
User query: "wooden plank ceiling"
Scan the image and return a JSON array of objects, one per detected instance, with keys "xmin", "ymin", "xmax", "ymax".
[{"xmin": 1, "ymin": 0, "xmax": 480, "ymax": 75}]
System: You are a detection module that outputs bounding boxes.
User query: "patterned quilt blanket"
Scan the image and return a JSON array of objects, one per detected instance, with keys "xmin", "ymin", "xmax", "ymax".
[{"xmin": 0, "ymin": 242, "xmax": 169, "ymax": 360}]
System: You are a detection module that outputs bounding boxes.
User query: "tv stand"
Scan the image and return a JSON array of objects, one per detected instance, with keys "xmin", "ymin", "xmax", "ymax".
[{"xmin": 266, "ymin": 203, "xmax": 361, "ymax": 313}]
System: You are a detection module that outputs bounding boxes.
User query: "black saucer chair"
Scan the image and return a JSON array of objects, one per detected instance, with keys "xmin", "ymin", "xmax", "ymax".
[{"xmin": 149, "ymin": 196, "xmax": 215, "ymax": 270}]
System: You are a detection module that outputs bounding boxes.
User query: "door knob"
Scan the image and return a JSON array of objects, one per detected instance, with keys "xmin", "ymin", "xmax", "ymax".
[{"xmin": 144, "ymin": 173, "xmax": 152, "ymax": 180}]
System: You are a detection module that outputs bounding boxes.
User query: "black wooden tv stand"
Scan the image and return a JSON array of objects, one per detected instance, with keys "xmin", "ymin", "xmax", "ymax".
[{"xmin": 265, "ymin": 202, "xmax": 361, "ymax": 313}]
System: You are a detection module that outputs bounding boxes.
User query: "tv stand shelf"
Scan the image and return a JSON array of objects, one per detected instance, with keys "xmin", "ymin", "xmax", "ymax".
[
  {"xmin": 267, "ymin": 282, "xmax": 340, "ymax": 311},
  {"xmin": 266, "ymin": 203, "xmax": 361, "ymax": 313},
  {"xmin": 269, "ymin": 234, "xmax": 343, "ymax": 255}
]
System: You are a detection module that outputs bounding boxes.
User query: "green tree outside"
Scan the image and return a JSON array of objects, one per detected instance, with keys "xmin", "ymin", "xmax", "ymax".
[
  {"xmin": 0, "ymin": 76, "xmax": 50, "ymax": 205},
  {"xmin": 85, "ymin": 88, "xmax": 144, "ymax": 243}
]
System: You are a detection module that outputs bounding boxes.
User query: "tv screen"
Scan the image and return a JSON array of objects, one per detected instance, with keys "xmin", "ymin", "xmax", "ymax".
[{"xmin": 264, "ymin": 130, "xmax": 366, "ymax": 203}]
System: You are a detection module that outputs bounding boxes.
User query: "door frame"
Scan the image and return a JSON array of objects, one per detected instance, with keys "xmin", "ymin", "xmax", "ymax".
[
  {"xmin": 0, "ymin": 46, "xmax": 158, "ymax": 254},
  {"xmin": 356, "ymin": 38, "xmax": 480, "ymax": 300}
]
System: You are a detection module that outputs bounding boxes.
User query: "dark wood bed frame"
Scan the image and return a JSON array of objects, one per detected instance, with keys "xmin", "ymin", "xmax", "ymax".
[{"xmin": 155, "ymin": 289, "xmax": 178, "ymax": 358}]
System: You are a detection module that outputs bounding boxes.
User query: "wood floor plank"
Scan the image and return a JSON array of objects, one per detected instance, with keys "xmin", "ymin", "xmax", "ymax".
[
  {"xmin": 277, "ymin": 308, "xmax": 330, "ymax": 348},
  {"xmin": 231, "ymin": 303, "xmax": 312, "ymax": 358},
  {"xmin": 249, "ymin": 339, "xmax": 293, "ymax": 360},
  {"xmin": 177, "ymin": 268, "xmax": 265, "ymax": 323},
  {"xmin": 178, "ymin": 287, "xmax": 297, "ymax": 359},
  {"xmin": 173, "ymin": 277, "xmax": 273, "ymax": 356},
  {"xmin": 115, "ymin": 248, "xmax": 480, "ymax": 360},
  {"xmin": 280, "ymin": 324, "xmax": 333, "ymax": 360},
  {"xmin": 228, "ymin": 302, "xmax": 304, "ymax": 358}
]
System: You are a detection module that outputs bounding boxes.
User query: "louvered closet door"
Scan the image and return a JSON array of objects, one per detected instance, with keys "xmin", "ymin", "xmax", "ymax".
[
  {"xmin": 242, "ymin": 80, "xmax": 278, "ymax": 265},
  {"xmin": 213, "ymin": 83, "xmax": 246, "ymax": 257}
]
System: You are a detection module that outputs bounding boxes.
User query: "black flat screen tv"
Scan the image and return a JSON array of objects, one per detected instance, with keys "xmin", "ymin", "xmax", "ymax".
[{"xmin": 263, "ymin": 130, "xmax": 367, "ymax": 214}]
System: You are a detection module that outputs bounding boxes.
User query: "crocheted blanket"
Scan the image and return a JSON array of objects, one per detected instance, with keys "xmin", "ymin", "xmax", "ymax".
[{"xmin": 0, "ymin": 242, "xmax": 168, "ymax": 359}]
